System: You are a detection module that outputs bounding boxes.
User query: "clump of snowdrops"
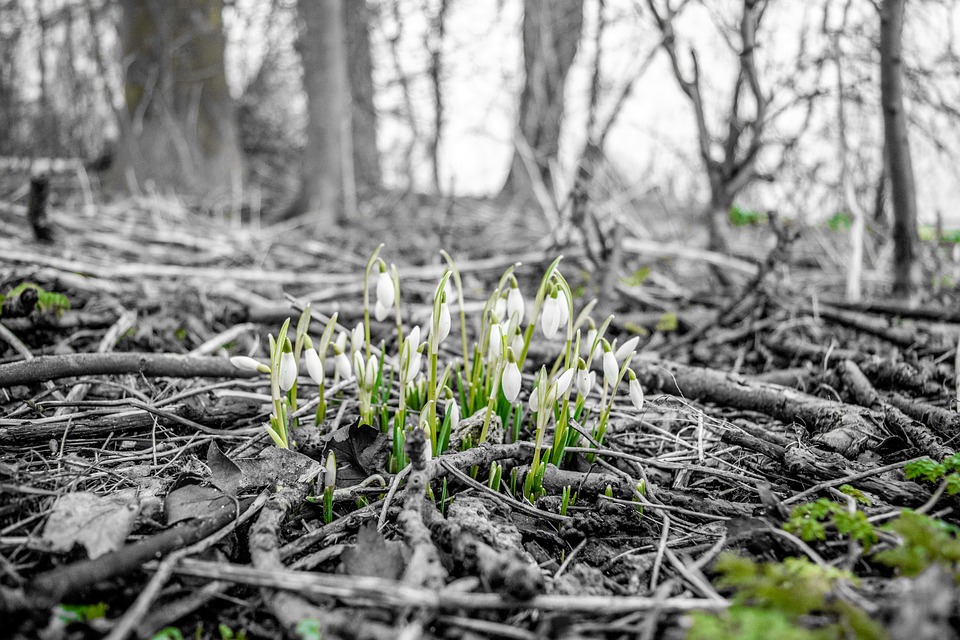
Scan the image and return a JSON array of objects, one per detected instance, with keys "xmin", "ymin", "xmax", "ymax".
[{"xmin": 232, "ymin": 246, "xmax": 644, "ymax": 501}]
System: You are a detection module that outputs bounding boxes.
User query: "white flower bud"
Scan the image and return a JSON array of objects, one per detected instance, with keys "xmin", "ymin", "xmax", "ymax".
[
  {"xmin": 279, "ymin": 351, "xmax": 298, "ymax": 392},
  {"xmin": 374, "ymin": 299, "xmax": 390, "ymax": 322},
  {"xmin": 629, "ymin": 374, "xmax": 645, "ymax": 412},
  {"xmin": 376, "ymin": 270, "xmax": 395, "ymax": 309},
  {"xmin": 230, "ymin": 355, "xmax": 263, "ymax": 372},
  {"xmin": 541, "ymin": 295, "xmax": 561, "ymax": 339},
  {"xmin": 334, "ymin": 351, "xmax": 352, "ymax": 379},
  {"xmin": 493, "ymin": 296, "xmax": 507, "ymax": 323},
  {"xmin": 555, "ymin": 367, "xmax": 575, "ymax": 398},
  {"xmin": 511, "ymin": 331, "xmax": 524, "ymax": 357},
  {"xmin": 304, "ymin": 347, "xmax": 324, "ymax": 384},
  {"xmin": 488, "ymin": 323, "xmax": 503, "ymax": 362},
  {"xmin": 364, "ymin": 354, "xmax": 379, "ymax": 390},
  {"xmin": 434, "ymin": 302, "xmax": 451, "ymax": 346},
  {"xmin": 502, "ymin": 361, "xmax": 521, "ymax": 403},
  {"xmin": 351, "ymin": 322, "xmax": 364, "ymax": 354},
  {"xmin": 506, "ymin": 287, "xmax": 524, "ymax": 323},
  {"xmin": 556, "ymin": 289, "xmax": 569, "ymax": 327},
  {"xmin": 324, "ymin": 451, "xmax": 337, "ymax": 487},
  {"xmin": 447, "ymin": 399, "xmax": 460, "ymax": 428},
  {"xmin": 615, "ymin": 336, "xmax": 640, "ymax": 363},
  {"xmin": 353, "ymin": 351, "xmax": 365, "ymax": 381},
  {"xmin": 528, "ymin": 385, "xmax": 540, "ymax": 412},
  {"xmin": 576, "ymin": 367, "xmax": 592, "ymax": 397},
  {"xmin": 335, "ymin": 331, "xmax": 347, "ymax": 353},
  {"xmin": 603, "ymin": 350, "xmax": 619, "ymax": 388}
]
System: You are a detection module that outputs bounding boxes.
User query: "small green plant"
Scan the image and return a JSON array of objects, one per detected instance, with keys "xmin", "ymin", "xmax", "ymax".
[
  {"xmin": 559, "ymin": 485, "xmax": 575, "ymax": 516},
  {"xmin": 874, "ymin": 510, "xmax": 960, "ymax": 578},
  {"xmin": 826, "ymin": 211, "xmax": 851, "ymax": 231},
  {"xmin": 784, "ymin": 493, "xmax": 878, "ymax": 552},
  {"xmin": 56, "ymin": 602, "xmax": 108, "ymax": 624},
  {"xmin": 296, "ymin": 619, "xmax": 323, "ymax": 640},
  {"xmin": 218, "ymin": 624, "xmax": 247, "ymax": 640},
  {"xmin": 729, "ymin": 205, "xmax": 768, "ymax": 227},
  {"xmin": 904, "ymin": 453, "xmax": 960, "ymax": 495},
  {"xmin": 150, "ymin": 628, "xmax": 185, "ymax": 640},
  {"xmin": 0, "ymin": 282, "xmax": 70, "ymax": 317},
  {"xmin": 688, "ymin": 554, "xmax": 884, "ymax": 640}
]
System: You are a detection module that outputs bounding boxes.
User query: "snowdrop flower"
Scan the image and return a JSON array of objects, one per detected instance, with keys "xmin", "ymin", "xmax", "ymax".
[
  {"xmin": 279, "ymin": 350, "xmax": 298, "ymax": 392},
  {"xmin": 493, "ymin": 295, "xmax": 507, "ymax": 323},
  {"xmin": 351, "ymin": 322, "xmax": 364, "ymax": 354},
  {"xmin": 576, "ymin": 366, "xmax": 594, "ymax": 397},
  {"xmin": 334, "ymin": 348, "xmax": 352, "ymax": 379},
  {"xmin": 364, "ymin": 354, "xmax": 378, "ymax": 390},
  {"xmin": 502, "ymin": 354, "xmax": 521, "ymax": 403},
  {"xmin": 447, "ymin": 399, "xmax": 460, "ymax": 428},
  {"xmin": 353, "ymin": 351, "xmax": 365, "ymax": 382},
  {"xmin": 528, "ymin": 385, "xmax": 540, "ymax": 412},
  {"xmin": 506, "ymin": 286, "xmax": 524, "ymax": 323},
  {"xmin": 335, "ymin": 331, "xmax": 347, "ymax": 353},
  {"xmin": 304, "ymin": 347, "xmax": 324, "ymax": 384},
  {"xmin": 628, "ymin": 371, "xmax": 645, "ymax": 412},
  {"xmin": 374, "ymin": 299, "xmax": 390, "ymax": 322},
  {"xmin": 433, "ymin": 301, "xmax": 451, "ymax": 347},
  {"xmin": 488, "ymin": 323, "xmax": 503, "ymax": 361},
  {"xmin": 375, "ymin": 270, "xmax": 395, "ymax": 309},
  {"xmin": 556, "ymin": 288, "xmax": 569, "ymax": 327},
  {"xmin": 603, "ymin": 349, "xmax": 619, "ymax": 388},
  {"xmin": 324, "ymin": 451, "xmax": 337, "ymax": 488},
  {"xmin": 615, "ymin": 336, "xmax": 640, "ymax": 363},
  {"xmin": 230, "ymin": 355, "xmax": 268, "ymax": 374},
  {"xmin": 541, "ymin": 294, "xmax": 561, "ymax": 339},
  {"xmin": 555, "ymin": 367, "xmax": 575, "ymax": 398},
  {"xmin": 511, "ymin": 330, "xmax": 524, "ymax": 358},
  {"xmin": 401, "ymin": 325, "xmax": 422, "ymax": 378}
]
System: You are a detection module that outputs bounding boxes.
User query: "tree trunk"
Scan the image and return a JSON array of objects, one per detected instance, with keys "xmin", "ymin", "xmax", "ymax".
[
  {"xmin": 289, "ymin": 0, "xmax": 352, "ymax": 226},
  {"xmin": 110, "ymin": 0, "xmax": 243, "ymax": 207},
  {"xmin": 503, "ymin": 0, "xmax": 584, "ymax": 200},
  {"xmin": 344, "ymin": 0, "xmax": 380, "ymax": 194},
  {"xmin": 880, "ymin": 0, "xmax": 918, "ymax": 297}
]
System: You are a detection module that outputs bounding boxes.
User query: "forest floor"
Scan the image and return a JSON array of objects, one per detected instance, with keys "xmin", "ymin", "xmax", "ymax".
[{"xmin": 2, "ymin": 179, "xmax": 960, "ymax": 640}]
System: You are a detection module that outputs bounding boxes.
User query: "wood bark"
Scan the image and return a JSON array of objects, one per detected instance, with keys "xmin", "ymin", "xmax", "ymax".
[
  {"xmin": 345, "ymin": 0, "xmax": 381, "ymax": 193},
  {"xmin": 110, "ymin": 0, "xmax": 243, "ymax": 205},
  {"xmin": 880, "ymin": 0, "xmax": 919, "ymax": 297},
  {"xmin": 503, "ymin": 0, "xmax": 584, "ymax": 200},
  {"xmin": 289, "ymin": 0, "xmax": 352, "ymax": 226}
]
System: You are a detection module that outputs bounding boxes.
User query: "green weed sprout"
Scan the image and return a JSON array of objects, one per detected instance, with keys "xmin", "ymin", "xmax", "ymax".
[
  {"xmin": 784, "ymin": 491, "xmax": 877, "ymax": 552},
  {"xmin": 488, "ymin": 461, "xmax": 503, "ymax": 492},
  {"xmin": 904, "ymin": 453, "xmax": 960, "ymax": 496},
  {"xmin": 874, "ymin": 510, "xmax": 960, "ymax": 577},
  {"xmin": 560, "ymin": 485, "xmax": 575, "ymax": 516},
  {"xmin": 688, "ymin": 554, "xmax": 882, "ymax": 640},
  {"xmin": 0, "ymin": 282, "xmax": 70, "ymax": 317}
]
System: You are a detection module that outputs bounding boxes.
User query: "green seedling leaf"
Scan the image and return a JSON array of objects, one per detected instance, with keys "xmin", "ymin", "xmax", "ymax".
[
  {"xmin": 904, "ymin": 458, "xmax": 946, "ymax": 483},
  {"xmin": 621, "ymin": 266, "xmax": 651, "ymax": 287},
  {"xmin": 838, "ymin": 485, "xmax": 871, "ymax": 506},
  {"xmin": 57, "ymin": 602, "xmax": 108, "ymax": 624},
  {"xmin": 655, "ymin": 312, "xmax": 678, "ymax": 332}
]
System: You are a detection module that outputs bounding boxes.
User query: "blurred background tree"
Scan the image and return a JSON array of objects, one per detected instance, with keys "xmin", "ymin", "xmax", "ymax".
[
  {"xmin": 110, "ymin": 0, "xmax": 244, "ymax": 208},
  {"xmin": 1, "ymin": 0, "xmax": 959, "ymax": 297}
]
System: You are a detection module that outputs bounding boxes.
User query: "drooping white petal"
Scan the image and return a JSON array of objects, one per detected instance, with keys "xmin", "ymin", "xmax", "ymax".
[
  {"xmin": 603, "ymin": 350, "xmax": 619, "ymax": 388},
  {"xmin": 629, "ymin": 376, "xmax": 645, "ymax": 412},
  {"xmin": 541, "ymin": 296, "xmax": 561, "ymax": 339},
  {"xmin": 511, "ymin": 331, "xmax": 524, "ymax": 357},
  {"xmin": 555, "ymin": 367, "xmax": 575, "ymax": 397},
  {"xmin": 448, "ymin": 399, "xmax": 460, "ymax": 428},
  {"xmin": 436, "ymin": 302, "xmax": 451, "ymax": 343},
  {"xmin": 502, "ymin": 361, "xmax": 522, "ymax": 403},
  {"xmin": 353, "ymin": 351, "xmax": 365, "ymax": 381},
  {"xmin": 376, "ymin": 271, "xmax": 395, "ymax": 309},
  {"xmin": 556, "ymin": 289, "xmax": 569, "ymax": 327},
  {"xmin": 581, "ymin": 329, "xmax": 597, "ymax": 358},
  {"xmin": 615, "ymin": 336, "xmax": 640, "ymax": 363},
  {"xmin": 324, "ymin": 451, "xmax": 337, "ymax": 487},
  {"xmin": 335, "ymin": 331, "xmax": 347, "ymax": 353},
  {"xmin": 374, "ymin": 299, "xmax": 390, "ymax": 322},
  {"xmin": 365, "ymin": 354, "xmax": 379, "ymax": 390},
  {"xmin": 230, "ymin": 355, "xmax": 262, "ymax": 372},
  {"xmin": 351, "ymin": 322, "xmax": 364, "ymax": 354},
  {"xmin": 528, "ymin": 385, "xmax": 540, "ymax": 412},
  {"xmin": 304, "ymin": 348, "xmax": 324, "ymax": 384},
  {"xmin": 576, "ymin": 368, "xmax": 592, "ymax": 397},
  {"xmin": 335, "ymin": 352, "xmax": 352, "ymax": 379},
  {"xmin": 408, "ymin": 325, "xmax": 421, "ymax": 348},
  {"xmin": 279, "ymin": 351, "xmax": 298, "ymax": 392},
  {"xmin": 506, "ymin": 287, "xmax": 525, "ymax": 323},
  {"xmin": 488, "ymin": 323, "xmax": 503, "ymax": 361},
  {"xmin": 408, "ymin": 349, "xmax": 422, "ymax": 378},
  {"xmin": 493, "ymin": 296, "xmax": 507, "ymax": 323}
]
